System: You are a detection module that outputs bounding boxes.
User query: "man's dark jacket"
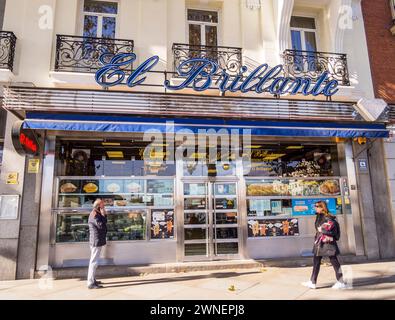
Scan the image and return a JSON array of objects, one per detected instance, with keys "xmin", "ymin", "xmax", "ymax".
[{"xmin": 89, "ymin": 209, "xmax": 107, "ymax": 247}]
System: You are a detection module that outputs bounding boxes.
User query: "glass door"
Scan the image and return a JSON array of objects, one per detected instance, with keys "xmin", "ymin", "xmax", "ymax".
[{"xmin": 183, "ymin": 180, "xmax": 239, "ymax": 260}]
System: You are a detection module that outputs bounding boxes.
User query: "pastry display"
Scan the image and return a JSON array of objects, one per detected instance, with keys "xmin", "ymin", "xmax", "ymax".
[
  {"xmin": 319, "ymin": 180, "xmax": 340, "ymax": 195},
  {"xmin": 247, "ymin": 183, "xmax": 275, "ymax": 196},
  {"xmin": 114, "ymin": 200, "xmax": 127, "ymax": 207},
  {"xmin": 126, "ymin": 182, "xmax": 142, "ymax": 193},
  {"xmin": 60, "ymin": 182, "xmax": 78, "ymax": 193},
  {"xmin": 106, "ymin": 182, "xmax": 121, "ymax": 193},
  {"xmin": 83, "ymin": 182, "xmax": 98, "ymax": 193}
]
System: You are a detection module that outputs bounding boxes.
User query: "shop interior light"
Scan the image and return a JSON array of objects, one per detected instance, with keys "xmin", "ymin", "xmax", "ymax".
[
  {"xmin": 244, "ymin": 145, "xmax": 262, "ymax": 149},
  {"xmin": 263, "ymin": 153, "xmax": 286, "ymax": 160},
  {"xmin": 151, "ymin": 143, "xmax": 169, "ymax": 147},
  {"xmin": 106, "ymin": 151, "xmax": 124, "ymax": 158},
  {"xmin": 191, "ymin": 152, "xmax": 207, "ymax": 159},
  {"xmin": 286, "ymin": 146, "xmax": 304, "ymax": 149},
  {"xmin": 102, "ymin": 142, "xmax": 121, "ymax": 146}
]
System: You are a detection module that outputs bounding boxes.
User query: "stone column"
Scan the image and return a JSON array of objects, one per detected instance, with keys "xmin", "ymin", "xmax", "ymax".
[{"xmin": 0, "ymin": 113, "xmax": 26, "ymax": 280}]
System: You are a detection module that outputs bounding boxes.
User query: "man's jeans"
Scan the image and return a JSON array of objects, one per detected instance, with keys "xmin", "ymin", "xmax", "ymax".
[{"xmin": 87, "ymin": 246, "xmax": 102, "ymax": 286}]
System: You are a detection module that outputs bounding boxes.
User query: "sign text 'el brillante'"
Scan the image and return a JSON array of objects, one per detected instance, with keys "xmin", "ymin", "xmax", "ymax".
[{"xmin": 95, "ymin": 53, "xmax": 339, "ymax": 97}]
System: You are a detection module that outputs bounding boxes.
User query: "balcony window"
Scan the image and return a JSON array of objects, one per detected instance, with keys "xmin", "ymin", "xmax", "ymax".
[
  {"xmin": 187, "ymin": 9, "xmax": 218, "ymax": 59},
  {"xmin": 284, "ymin": 16, "xmax": 350, "ymax": 86},
  {"xmin": 82, "ymin": 0, "xmax": 118, "ymax": 39},
  {"xmin": 290, "ymin": 16, "xmax": 317, "ymax": 72},
  {"xmin": 172, "ymin": 8, "xmax": 241, "ymax": 77}
]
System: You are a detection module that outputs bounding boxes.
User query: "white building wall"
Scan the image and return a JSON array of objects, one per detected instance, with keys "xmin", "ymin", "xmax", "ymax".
[{"xmin": 0, "ymin": 0, "xmax": 376, "ymax": 101}]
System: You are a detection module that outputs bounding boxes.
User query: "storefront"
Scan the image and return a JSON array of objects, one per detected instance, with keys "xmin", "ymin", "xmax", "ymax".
[{"xmin": 2, "ymin": 86, "xmax": 389, "ymax": 268}]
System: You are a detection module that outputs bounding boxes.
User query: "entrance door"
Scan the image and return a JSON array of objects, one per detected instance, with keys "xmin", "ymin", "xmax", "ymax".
[{"xmin": 183, "ymin": 180, "xmax": 239, "ymax": 260}]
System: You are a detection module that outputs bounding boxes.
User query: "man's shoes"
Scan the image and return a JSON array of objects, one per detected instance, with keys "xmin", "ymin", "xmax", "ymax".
[
  {"xmin": 94, "ymin": 280, "xmax": 102, "ymax": 285},
  {"xmin": 88, "ymin": 284, "xmax": 103, "ymax": 289},
  {"xmin": 301, "ymin": 281, "xmax": 316, "ymax": 289},
  {"xmin": 332, "ymin": 281, "xmax": 347, "ymax": 289}
]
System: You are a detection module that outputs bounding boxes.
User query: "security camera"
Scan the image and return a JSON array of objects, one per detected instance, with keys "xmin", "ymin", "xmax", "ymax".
[{"xmin": 353, "ymin": 98, "xmax": 388, "ymax": 122}]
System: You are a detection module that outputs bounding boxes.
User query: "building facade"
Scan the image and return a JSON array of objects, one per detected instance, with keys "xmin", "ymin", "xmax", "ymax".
[
  {"xmin": 0, "ymin": 0, "xmax": 394, "ymax": 280},
  {"xmin": 361, "ymin": 0, "xmax": 395, "ymax": 255}
]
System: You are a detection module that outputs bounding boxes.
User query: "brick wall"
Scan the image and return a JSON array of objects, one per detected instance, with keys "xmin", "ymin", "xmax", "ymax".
[{"xmin": 361, "ymin": 0, "xmax": 395, "ymax": 104}]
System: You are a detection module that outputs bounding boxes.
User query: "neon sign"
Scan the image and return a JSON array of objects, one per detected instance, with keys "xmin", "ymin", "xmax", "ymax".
[
  {"xmin": 11, "ymin": 121, "xmax": 40, "ymax": 156},
  {"xmin": 95, "ymin": 53, "xmax": 339, "ymax": 97}
]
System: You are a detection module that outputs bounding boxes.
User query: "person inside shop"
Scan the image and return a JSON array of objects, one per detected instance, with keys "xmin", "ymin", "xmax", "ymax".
[
  {"xmin": 87, "ymin": 198, "xmax": 108, "ymax": 289},
  {"xmin": 302, "ymin": 201, "xmax": 346, "ymax": 290}
]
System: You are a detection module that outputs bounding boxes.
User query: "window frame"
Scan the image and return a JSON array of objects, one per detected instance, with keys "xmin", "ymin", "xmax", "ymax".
[
  {"xmin": 78, "ymin": 0, "xmax": 119, "ymax": 39},
  {"xmin": 290, "ymin": 15, "xmax": 318, "ymax": 52},
  {"xmin": 186, "ymin": 7, "xmax": 221, "ymax": 47}
]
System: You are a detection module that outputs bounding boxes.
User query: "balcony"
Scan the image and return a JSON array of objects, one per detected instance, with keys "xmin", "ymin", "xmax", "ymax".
[
  {"xmin": 54, "ymin": 35, "xmax": 134, "ymax": 73},
  {"xmin": 282, "ymin": 50, "xmax": 350, "ymax": 86},
  {"xmin": 172, "ymin": 43, "xmax": 243, "ymax": 77},
  {"xmin": 0, "ymin": 31, "xmax": 16, "ymax": 80}
]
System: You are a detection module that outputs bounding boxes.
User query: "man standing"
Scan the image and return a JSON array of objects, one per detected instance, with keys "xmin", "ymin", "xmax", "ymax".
[{"xmin": 87, "ymin": 199, "xmax": 107, "ymax": 289}]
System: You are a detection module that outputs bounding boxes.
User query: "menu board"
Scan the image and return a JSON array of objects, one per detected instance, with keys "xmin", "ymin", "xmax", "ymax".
[
  {"xmin": 292, "ymin": 198, "xmax": 337, "ymax": 216},
  {"xmin": 151, "ymin": 210, "xmax": 174, "ymax": 239},
  {"xmin": 147, "ymin": 180, "xmax": 174, "ymax": 193},
  {"xmin": 247, "ymin": 218, "xmax": 299, "ymax": 237},
  {"xmin": 249, "ymin": 199, "xmax": 271, "ymax": 216}
]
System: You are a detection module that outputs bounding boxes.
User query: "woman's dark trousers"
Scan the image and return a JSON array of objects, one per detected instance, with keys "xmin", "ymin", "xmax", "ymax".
[{"xmin": 310, "ymin": 255, "xmax": 343, "ymax": 284}]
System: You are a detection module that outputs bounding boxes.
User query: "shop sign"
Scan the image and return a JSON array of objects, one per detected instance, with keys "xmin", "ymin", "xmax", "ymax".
[
  {"xmin": 358, "ymin": 159, "xmax": 368, "ymax": 172},
  {"xmin": 28, "ymin": 159, "xmax": 40, "ymax": 174},
  {"xmin": 292, "ymin": 198, "xmax": 337, "ymax": 216},
  {"xmin": 6, "ymin": 172, "xmax": 19, "ymax": 185},
  {"xmin": 95, "ymin": 53, "xmax": 339, "ymax": 97},
  {"xmin": 11, "ymin": 121, "xmax": 40, "ymax": 156}
]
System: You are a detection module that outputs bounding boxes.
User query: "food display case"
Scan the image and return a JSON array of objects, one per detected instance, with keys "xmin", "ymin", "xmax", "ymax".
[
  {"xmin": 245, "ymin": 177, "xmax": 351, "ymax": 238},
  {"xmin": 54, "ymin": 177, "xmax": 175, "ymax": 243}
]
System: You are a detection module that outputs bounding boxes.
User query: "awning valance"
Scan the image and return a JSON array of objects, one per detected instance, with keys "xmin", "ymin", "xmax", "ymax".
[{"xmin": 22, "ymin": 113, "xmax": 389, "ymax": 139}]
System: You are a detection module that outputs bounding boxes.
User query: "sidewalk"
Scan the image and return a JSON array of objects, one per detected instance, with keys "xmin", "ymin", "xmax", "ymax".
[{"xmin": 1, "ymin": 260, "xmax": 394, "ymax": 300}]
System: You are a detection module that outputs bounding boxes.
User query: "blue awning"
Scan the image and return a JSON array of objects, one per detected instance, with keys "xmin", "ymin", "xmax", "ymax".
[{"xmin": 23, "ymin": 113, "xmax": 389, "ymax": 138}]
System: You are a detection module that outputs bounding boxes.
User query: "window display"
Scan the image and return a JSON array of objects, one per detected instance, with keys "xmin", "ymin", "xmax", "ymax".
[
  {"xmin": 56, "ymin": 210, "xmax": 147, "ymax": 243},
  {"xmin": 57, "ymin": 178, "xmax": 174, "ymax": 209},
  {"xmin": 247, "ymin": 219, "xmax": 299, "ymax": 237},
  {"xmin": 245, "ymin": 144, "xmax": 339, "ymax": 177},
  {"xmin": 246, "ymin": 177, "xmax": 346, "ymax": 219}
]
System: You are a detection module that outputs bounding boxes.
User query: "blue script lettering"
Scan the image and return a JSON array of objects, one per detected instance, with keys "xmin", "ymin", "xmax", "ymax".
[
  {"xmin": 164, "ymin": 58, "xmax": 218, "ymax": 91},
  {"xmin": 95, "ymin": 53, "xmax": 339, "ymax": 97},
  {"xmin": 96, "ymin": 53, "xmax": 159, "ymax": 88}
]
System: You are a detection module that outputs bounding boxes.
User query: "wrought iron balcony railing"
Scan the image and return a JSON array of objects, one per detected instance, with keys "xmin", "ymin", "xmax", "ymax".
[
  {"xmin": 172, "ymin": 43, "xmax": 243, "ymax": 77},
  {"xmin": 54, "ymin": 35, "xmax": 134, "ymax": 73},
  {"xmin": 0, "ymin": 31, "xmax": 17, "ymax": 71},
  {"xmin": 282, "ymin": 49, "xmax": 350, "ymax": 86}
]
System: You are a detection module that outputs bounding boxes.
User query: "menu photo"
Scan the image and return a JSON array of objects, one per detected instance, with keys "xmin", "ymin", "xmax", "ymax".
[
  {"xmin": 292, "ymin": 198, "xmax": 337, "ymax": 216},
  {"xmin": 151, "ymin": 210, "xmax": 174, "ymax": 239},
  {"xmin": 247, "ymin": 218, "xmax": 299, "ymax": 237}
]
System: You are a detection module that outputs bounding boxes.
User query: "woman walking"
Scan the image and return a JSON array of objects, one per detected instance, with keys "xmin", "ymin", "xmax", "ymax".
[{"xmin": 302, "ymin": 201, "xmax": 346, "ymax": 289}]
